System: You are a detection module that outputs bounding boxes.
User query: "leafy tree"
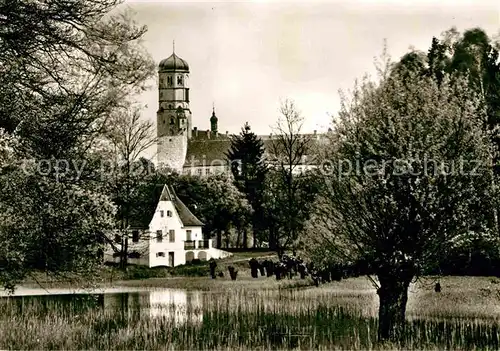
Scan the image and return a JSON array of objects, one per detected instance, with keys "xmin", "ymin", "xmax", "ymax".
[
  {"xmin": 262, "ymin": 169, "xmax": 319, "ymax": 256},
  {"xmin": 417, "ymin": 28, "xmax": 500, "ymax": 236},
  {"xmin": 306, "ymin": 56, "xmax": 491, "ymax": 341},
  {"xmin": 202, "ymin": 174, "xmax": 253, "ymax": 248},
  {"xmin": 0, "ymin": 132, "xmax": 116, "ymax": 291},
  {"xmin": 226, "ymin": 122, "xmax": 267, "ymax": 247},
  {"xmin": 0, "ymin": 0, "xmax": 154, "ymax": 289},
  {"xmin": 427, "ymin": 37, "xmax": 449, "ymax": 86},
  {"xmin": 445, "ymin": 29, "xmax": 500, "ymax": 234}
]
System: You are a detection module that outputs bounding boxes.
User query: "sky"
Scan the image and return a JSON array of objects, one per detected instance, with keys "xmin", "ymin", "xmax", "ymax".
[{"xmin": 121, "ymin": 0, "xmax": 500, "ymax": 136}]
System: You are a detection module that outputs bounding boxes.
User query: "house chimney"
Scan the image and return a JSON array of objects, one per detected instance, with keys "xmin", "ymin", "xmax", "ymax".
[
  {"xmin": 314, "ymin": 130, "xmax": 317, "ymax": 135},
  {"xmin": 226, "ymin": 131, "xmax": 228, "ymax": 137},
  {"xmin": 193, "ymin": 127, "xmax": 198, "ymax": 137},
  {"xmin": 207, "ymin": 129, "xmax": 210, "ymax": 139},
  {"xmin": 269, "ymin": 133, "xmax": 273, "ymax": 139}
]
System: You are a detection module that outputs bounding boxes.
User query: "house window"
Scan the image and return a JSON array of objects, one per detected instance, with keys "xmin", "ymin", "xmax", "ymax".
[
  {"xmin": 197, "ymin": 168, "xmax": 202, "ymax": 175},
  {"xmin": 169, "ymin": 229, "xmax": 175, "ymax": 243},
  {"xmin": 160, "ymin": 210, "xmax": 164, "ymax": 218},
  {"xmin": 114, "ymin": 234, "xmax": 121, "ymax": 243},
  {"xmin": 186, "ymin": 230, "xmax": 192, "ymax": 241},
  {"xmin": 177, "ymin": 75, "xmax": 183, "ymax": 85},
  {"xmin": 205, "ymin": 168, "xmax": 210, "ymax": 175},
  {"xmin": 132, "ymin": 230, "xmax": 139, "ymax": 243},
  {"xmin": 170, "ymin": 118, "xmax": 175, "ymax": 125},
  {"xmin": 156, "ymin": 252, "xmax": 165, "ymax": 257},
  {"xmin": 167, "ymin": 76, "xmax": 173, "ymax": 86},
  {"xmin": 168, "ymin": 104, "xmax": 173, "ymax": 109},
  {"xmin": 156, "ymin": 230, "xmax": 163, "ymax": 243},
  {"xmin": 167, "ymin": 210, "xmax": 172, "ymax": 217}
]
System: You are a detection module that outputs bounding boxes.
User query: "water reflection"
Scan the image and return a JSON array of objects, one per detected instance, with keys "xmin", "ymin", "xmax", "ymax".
[
  {"xmin": 1, "ymin": 288, "xmax": 203, "ymax": 326},
  {"xmin": 104, "ymin": 289, "xmax": 203, "ymax": 325}
]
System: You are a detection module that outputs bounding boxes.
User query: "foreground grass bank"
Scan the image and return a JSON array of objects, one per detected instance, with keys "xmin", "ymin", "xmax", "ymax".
[
  {"xmin": 2, "ymin": 276, "xmax": 500, "ymax": 350},
  {"xmin": 20, "ymin": 251, "xmax": 276, "ymax": 290}
]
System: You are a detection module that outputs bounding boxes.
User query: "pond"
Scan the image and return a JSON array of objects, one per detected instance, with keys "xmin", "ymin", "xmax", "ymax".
[
  {"xmin": 1, "ymin": 288, "xmax": 205, "ymax": 327},
  {"xmin": 1, "ymin": 280, "xmax": 500, "ymax": 350}
]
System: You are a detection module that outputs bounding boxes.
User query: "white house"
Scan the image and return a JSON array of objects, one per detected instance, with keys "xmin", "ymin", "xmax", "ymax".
[{"xmin": 105, "ymin": 184, "xmax": 231, "ymax": 267}]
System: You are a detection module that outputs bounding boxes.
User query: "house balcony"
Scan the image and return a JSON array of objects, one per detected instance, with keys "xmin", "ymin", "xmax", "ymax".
[
  {"xmin": 198, "ymin": 240, "xmax": 210, "ymax": 249},
  {"xmin": 184, "ymin": 240, "xmax": 196, "ymax": 250},
  {"xmin": 183, "ymin": 239, "xmax": 212, "ymax": 250}
]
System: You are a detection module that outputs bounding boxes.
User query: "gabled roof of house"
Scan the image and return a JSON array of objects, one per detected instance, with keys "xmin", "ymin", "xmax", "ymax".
[
  {"xmin": 159, "ymin": 184, "xmax": 175, "ymax": 201},
  {"xmin": 128, "ymin": 184, "xmax": 204, "ymax": 229},
  {"xmin": 167, "ymin": 185, "xmax": 204, "ymax": 227}
]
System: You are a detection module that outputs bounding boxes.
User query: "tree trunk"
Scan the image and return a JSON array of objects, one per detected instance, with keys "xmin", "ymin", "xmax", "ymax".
[
  {"xmin": 252, "ymin": 222, "xmax": 258, "ymax": 248},
  {"xmin": 269, "ymin": 228, "xmax": 277, "ymax": 250},
  {"xmin": 377, "ymin": 276, "xmax": 412, "ymax": 341},
  {"xmin": 119, "ymin": 233, "xmax": 127, "ymax": 270},
  {"xmin": 216, "ymin": 229, "xmax": 222, "ymax": 248},
  {"xmin": 225, "ymin": 230, "xmax": 230, "ymax": 248},
  {"xmin": 236, "ymin": 229, "xmax": 242, "ymax": 248},
  {"xmin": 123, "ymin": 235, "xmax": 128, "ymax": 268},
  {"xmin": 276, "ymin": 246, "xmax": 284, "ymax": 260},
  {"xmin": 242, "ymin": 228, "xmax": 248, "ymax": 249}
]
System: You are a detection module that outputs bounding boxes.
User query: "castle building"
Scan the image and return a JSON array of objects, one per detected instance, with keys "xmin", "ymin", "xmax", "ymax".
[{"xmin": 156, "ymin": 49, "xmax": 324, "ymax": 176}]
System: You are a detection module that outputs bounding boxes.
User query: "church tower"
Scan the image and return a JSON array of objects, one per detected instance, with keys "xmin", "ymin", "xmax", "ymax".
[
  {"xmin": 157, "ymin": 44, "xmax": 192, "ymax": 172},
  {"xmin": 210, "ymin": 104, "xmax": 218, "ymax": 135}
]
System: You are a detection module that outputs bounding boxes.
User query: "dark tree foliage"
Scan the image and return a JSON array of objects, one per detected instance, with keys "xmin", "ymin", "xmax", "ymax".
[
  {"xmin": 424, "ymin": 28, "xmax": 500, "ymax": 234},
  {"xmin": 226, "ymin": 122, "xmax": 267, "ymax": 247},
  {"xmin": 133, "ymin": 171, "xmax": 251, "ymax": 248},
  {"xmin": 427, "ymin": 37, "xmax": 449, "ymax": 86},
  {"xmin": 0, "ymin": 0, "xmax": 154, "ymax": 290}
]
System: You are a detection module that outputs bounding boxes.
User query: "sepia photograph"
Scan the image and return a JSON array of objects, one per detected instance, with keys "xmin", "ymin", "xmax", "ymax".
[{"xmin": 1, "ymin": 0, "xmax": 500, "ymax": 349}]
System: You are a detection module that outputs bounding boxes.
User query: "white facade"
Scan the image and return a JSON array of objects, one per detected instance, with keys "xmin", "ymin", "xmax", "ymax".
[
  {"xmin": 148, "ymin": 195, "xmax": 204, "ymax": 267},
  {"xmin": 105, "ymin": 185, "xmax": 232, "ymax": 267}
]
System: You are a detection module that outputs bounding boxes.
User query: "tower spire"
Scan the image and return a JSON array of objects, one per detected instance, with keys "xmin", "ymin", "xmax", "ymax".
[
  {"xmin": 210, "ymin": 102, "xmax": 218, "ymax": 134},
  {"xmin": 173, "ymin": 40, "xmax": 175, "ymax": 54}
]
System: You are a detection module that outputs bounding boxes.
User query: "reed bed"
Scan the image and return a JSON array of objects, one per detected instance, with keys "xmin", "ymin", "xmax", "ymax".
[{"xmin": 2, "ymin": 279, "xmax": 500, "ymax": 350}]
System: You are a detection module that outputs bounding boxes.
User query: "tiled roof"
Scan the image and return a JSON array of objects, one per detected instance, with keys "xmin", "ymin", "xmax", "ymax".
[
  {"xmin": 184, "ymin": 139, "xmax": 232, "ymax": 167},
  {"xmin": 184, "ymin": 134, "xmax": 327, "ymax": 168},
  {"xmin": 159, "ymin": 184, "xmax": 175, "ymax": 201},
  {"xmin": 169, "ymin": 186, "xmax": 204, "ymax": 227},
  {"xmin": 191, "ymin": 129, "xmax": 231, "ymax": 141}
]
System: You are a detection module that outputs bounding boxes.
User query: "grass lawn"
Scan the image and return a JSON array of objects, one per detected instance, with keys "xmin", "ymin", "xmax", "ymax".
[{"xmin": 18, "ymin": 251, "xmax": 278, "ymax": 290}]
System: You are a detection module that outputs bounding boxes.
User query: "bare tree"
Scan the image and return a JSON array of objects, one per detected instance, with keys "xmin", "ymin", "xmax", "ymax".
[
  {"xmin": 265, "ymin": 99, "xmax": 318, "ymax": 257},
  {"xmin": 104, "ymin": 103, "xmax": 157, "ymax": 268}
]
